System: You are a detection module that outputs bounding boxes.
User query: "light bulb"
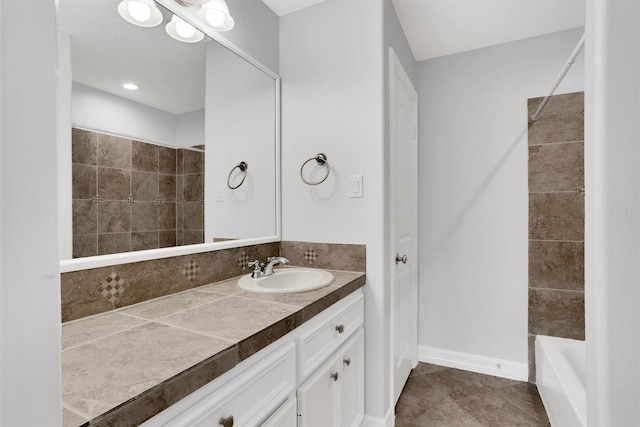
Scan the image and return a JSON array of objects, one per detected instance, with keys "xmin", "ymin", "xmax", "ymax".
[
  {"xmin": 127, "ymin": 0, "xmax": 151, "ymax": 22},
  {"xmin": 123, "ymin": 83, "xmax": 139, "ymax": 90},
  {"xmin": 205, "ymin": 8, "xmax": 226, "ymax": 27},
  {"xmin": 175, "ymin": 19, "xmax": 196, "ymax": 38}
]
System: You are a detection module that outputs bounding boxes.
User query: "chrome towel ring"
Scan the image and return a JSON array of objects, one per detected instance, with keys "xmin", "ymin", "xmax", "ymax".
[
  {"xmin": 227, "ymin": 161, "xmax": 248, "ymax": 189},
  {"xmin": 300, "ymin": 153, "xmax": 330, "ymax": 185}
]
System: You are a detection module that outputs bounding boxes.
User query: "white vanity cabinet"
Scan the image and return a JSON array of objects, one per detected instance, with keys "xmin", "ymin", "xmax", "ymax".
[
  {"xmin": 297, "ymin": 329, "xmax": 364, "ymax": 427},
  {"xmin": 143, "ymin": 290, "xmax": 364, "ymax": 427},
  {"xmin": 143, "ymin": 342, "xmax": 297, "ymax": 427}
]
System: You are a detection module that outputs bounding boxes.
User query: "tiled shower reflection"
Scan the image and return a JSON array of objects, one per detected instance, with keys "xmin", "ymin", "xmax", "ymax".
[{"xmin": 72, "ymin": 128, "xmax": 204, "ymax": 258}]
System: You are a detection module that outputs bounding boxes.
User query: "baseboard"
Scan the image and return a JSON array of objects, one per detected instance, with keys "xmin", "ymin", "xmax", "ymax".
[
  {"xmin": 361, "ymin": 405, "xmax": 394, "ymax": 427},
  {"xmin": 418, "ymin": 345, "xmax": 528, "ymax": 381}
]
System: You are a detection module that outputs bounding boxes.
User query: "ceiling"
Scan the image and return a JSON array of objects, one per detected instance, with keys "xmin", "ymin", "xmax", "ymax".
[{"xmin": 262, "ymin": 0, "xmax": 585, "ymax": 62}]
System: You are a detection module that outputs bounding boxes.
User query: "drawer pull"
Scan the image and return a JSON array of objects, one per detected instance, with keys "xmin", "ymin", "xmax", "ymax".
[
  {"xmin": 343, "ymin": 357, "xmax": 351, "ymax": 366},
  {"xmin": 219, "ymin": 416, "xmax": 234, "ymax": 427},
  {"xmin": 335, "ymin": 324, "xmax": 344, "ymax": 334},
  {"xmin": 330, "ymin": 372, "xmax": 339, "ymax": 381}
]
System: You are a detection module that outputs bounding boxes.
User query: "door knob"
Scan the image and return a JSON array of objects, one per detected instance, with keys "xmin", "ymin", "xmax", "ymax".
[
  {"xmin": 330, "ymin": 372, "xmax": 339, "ymax": 381},
  {"xmin": 343, "ymin": 358, "xmax": 351, "ymax": 366},
  {"xmin": 219, "ymin": 416, "xmax": 234, "ymax": 427},
  {"xmin": 395, "ymin": 253, "xmax": 408, "ymax": 264}
]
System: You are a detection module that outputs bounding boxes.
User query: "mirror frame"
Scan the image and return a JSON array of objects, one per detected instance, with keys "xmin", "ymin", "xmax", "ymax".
[{"xmin": 59, "ymin": 0, "xmax": 281, "ymax": 273}]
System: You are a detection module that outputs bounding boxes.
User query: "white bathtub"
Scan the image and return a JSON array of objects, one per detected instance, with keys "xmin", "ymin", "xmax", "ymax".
[{"xmin": 536, "ymin": 335, "xmax": 586, "ymax": 427}]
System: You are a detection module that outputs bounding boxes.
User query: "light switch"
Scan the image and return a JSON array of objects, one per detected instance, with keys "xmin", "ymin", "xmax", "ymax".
[
  {"xmin": 215, "ymin": 183, "xmax": 225, "ymax": 202},
  {"xmin": 349, "ymin": 175, "xmax": 363, "ymax": 198}
]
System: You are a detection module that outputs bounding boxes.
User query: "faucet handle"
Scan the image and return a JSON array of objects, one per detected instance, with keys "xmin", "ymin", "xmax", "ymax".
[{"xmin": 248, "ymin": 261, "xmax": 263, "ymax": 278}]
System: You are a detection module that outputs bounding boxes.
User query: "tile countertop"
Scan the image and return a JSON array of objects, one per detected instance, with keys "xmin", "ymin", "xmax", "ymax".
[{"xmin": 61, "ymin": 269, "xmax": 366, "ymax": 427}]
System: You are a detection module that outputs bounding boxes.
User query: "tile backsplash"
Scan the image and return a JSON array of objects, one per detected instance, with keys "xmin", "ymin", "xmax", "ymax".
[{"xmin": 61, "ymin": 241, "xmax": 365, "ymax": 322}]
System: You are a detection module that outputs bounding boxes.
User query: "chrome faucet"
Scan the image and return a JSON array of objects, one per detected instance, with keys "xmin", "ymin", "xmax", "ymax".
[{"xmin": 248, "ymin": 256, "xmax": 289, "ymax": 278}]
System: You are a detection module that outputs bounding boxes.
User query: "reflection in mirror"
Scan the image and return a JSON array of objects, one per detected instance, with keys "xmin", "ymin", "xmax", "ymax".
[{"xmin": 57, "ymin": 0, "xmax": 278, "ymax": 262}]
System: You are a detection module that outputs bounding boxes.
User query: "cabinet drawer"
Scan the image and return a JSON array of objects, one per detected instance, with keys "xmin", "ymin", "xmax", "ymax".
[
  {"xmin": 296, "ymin": 293, "xmax": 364, "ymax": 381},
  {"xmin": 260, "ymin": 398, "xmax": 297, "ymax": 427},
  {"xmin": 159, "ymin": 342, "xmax": 295, "ymax": 427}
]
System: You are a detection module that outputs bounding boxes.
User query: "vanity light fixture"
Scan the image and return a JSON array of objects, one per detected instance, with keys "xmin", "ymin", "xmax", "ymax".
[
  {"xmin": 118, "ymin": 0, "xmax": 163, "ymax": 27},
  {"xmin": 198, "ymin": 0, "xmax": 235, "ymax": 31},
  {"xmin": 166, "ymin": 15, "xmax": 205, "ymax": 43},
  {"xmin": 122, "ymin": 83, "xmax": 139, "ymax": 90}
]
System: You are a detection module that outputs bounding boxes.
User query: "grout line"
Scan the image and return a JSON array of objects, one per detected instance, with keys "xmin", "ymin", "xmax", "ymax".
[
  {"xmin": 529, "ymin": 239, "xmax": 584, "ymax": 243},
  {"xmin": 62, "ymin": 319, "xmax": 152, "ymax": 352},
  {"xmin": 529, "ymin": 190, "xmax": 584, "ymax": 194},
  {"xmin": 150, "ymin": 319, "xmax": 237, "ymax": 344},
  {"xmin": 528, "ymin": 140, "xmax": 584, "ymax": 147},
  {"xmin": 528, "ymin": 287, "xmax": 584, "ymax": 294},
  {"xmin": 119, "ymin": 293, "xmax": 230, "ymax": 322}
]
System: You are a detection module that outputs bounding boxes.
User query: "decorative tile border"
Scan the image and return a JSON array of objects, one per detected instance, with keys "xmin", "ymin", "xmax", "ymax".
[
  {"xmin": 61, "ymin": 241, "xmax": 366, "ymax": 323},
  {"xmin": 61, "ymin": 243, "xmax": 279, "ymax": 322},
  {"xmin": 280, "ymin": 241, "xmax": 366, "ymax": 272}
]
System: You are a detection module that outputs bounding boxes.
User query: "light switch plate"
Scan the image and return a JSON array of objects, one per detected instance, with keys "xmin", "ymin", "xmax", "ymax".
[{"xmin": 349, "ymin": 175, "xmax": 363, "ymax": 198}]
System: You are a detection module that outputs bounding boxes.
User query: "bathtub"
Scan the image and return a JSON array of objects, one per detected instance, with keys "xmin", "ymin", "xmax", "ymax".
[{"xmin": 536, "ymin": 335, "xmax": 586, "ymax": 427}]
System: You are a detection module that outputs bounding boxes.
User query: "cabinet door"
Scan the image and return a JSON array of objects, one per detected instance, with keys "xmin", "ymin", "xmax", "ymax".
[
  {"xmin": 340, "ymin": 328, "xmax": 364, "ymax": 427},
  {"xmin": 297, "ymin": 354, "xmax": 341, "ymax": 427},
  {"xmin": 261, "ymin": 398, "xmax": 297, "ymax": 427}
]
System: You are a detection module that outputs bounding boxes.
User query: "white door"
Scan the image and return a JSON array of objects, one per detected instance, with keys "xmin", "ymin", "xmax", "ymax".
[{"xmin": 389, "ymin": 48, "xmax": 418, "ymax": 404}]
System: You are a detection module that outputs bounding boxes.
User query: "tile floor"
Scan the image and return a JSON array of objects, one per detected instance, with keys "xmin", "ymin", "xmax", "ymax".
[{"xmin": 395, "ymin": 363, "xmax": 550, "ymax": 426}]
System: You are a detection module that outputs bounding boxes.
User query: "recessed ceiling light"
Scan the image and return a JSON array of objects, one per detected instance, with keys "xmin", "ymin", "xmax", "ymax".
[{"xmin": 123, "ymin": 83, "xmax": 139, "ymax": 91}]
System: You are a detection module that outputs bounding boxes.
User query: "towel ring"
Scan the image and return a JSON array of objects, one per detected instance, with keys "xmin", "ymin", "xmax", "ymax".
[
  {"xmin": 300, "ymin": 153, "xmax": 330, "ymax": 185},
  {"xmin": 227, "ymin": 161, "xmax": 248, "ymax": 189}
]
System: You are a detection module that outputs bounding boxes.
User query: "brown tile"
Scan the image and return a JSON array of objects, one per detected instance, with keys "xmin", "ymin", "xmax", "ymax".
[
  {"xmin": 118, "ymin": 290, "xmax": 225, "ymax": 320},
  {"xmin": 280, "ymin": 241, "xmax": 366, "ymax": 271},
  {"xmin": 396, "ymin": 401, "xmax": 482, "ymax": 427},
  {"xmin": 72, "ymin": 164, "xmax": 96, "ymax": 199},
  {"xmin": 529, "ymin": 141, "xmax": 584, "ymax": 192},
  {"xmin": 496, "ymin": 382, "xmax": 550, "ymax": 424},
  {"xmin": 72, "ymin": 234, "xmax": 97, "ymax": 259},
  {"xmin": 176, "ymin": 149, "xmax": 184, "ymax": 175},
  {"xmin": 98, "ymin": 233, "xmax": 130, "ymax": 255},
  {"xmin": 159, "ymin": 174, "xmax": 176, "ymax": 202},
  {"xmin": 97, "ymin": 167, "xmax": 130, "ymax": 200},
  {"xmin": 529, "ymin": 288, "xmax": 585, "ymax": 339},
  {"xmin": 61, "ymin": 266, "xmax": 117, "ymax": 322},
  {"xmin": 98, "ymin": 201, "xmax": 130, "ymax": 233},
  {"xmin": 529, "ymin": 241, "xmax": 584, "ymax": 290},
  {"xmin": 132, "ymin": 231, "xmax": 159, "ymax": 251},
  {"xmin": 63, "ymin": 407, "xmax": 88, "ymax": 427},
  {"xmin": 159, "ymin": 230, "xmax": 176, "ymax": 248},
  {"xmin": 410, "ymin": 362, "xmax": 450, "ymax": 377},
  {"xmin": 159, "ymin": 296, "xmax": 299, "ymax": 342},
  {"xmin": 528, "ymin": 334, "xmax": 536, "ymax": 383},
  {"xmin": 62, "ymin": 311, "xmax": 147, "ymax": 350},
  {"xmin": 182, "ymin": 149, "xmax": 203, "ymax": 174},
  {"xmin": 176, "ymin": 175, "xmax": 184, "ymax": 201},
  {"xmin": 62, "ymin": 323, "xmax": 231, "ymax": 420},
  {"xmin": 72, "ymin": 128, "xmax": 97, "ymax": 166},
  {"xmin": 183, "ymin": 202, "xmax": 203, "ymax": 230},
  {"xmin": 159, "ymin": 203, "xmax": 176, "ymax": 230},
  {"xmin": 97, "ymin": 133, "xmax": 130, "ymax": 169},
  {"xmin": 237, "ymin": 312, "xmax": 302, "ymax": 360},
  {"xmin": 89, "ymin": 347, "xmax": 238, "ymax": 427},
  {"xmin": 529, "ymin": 193, "xmax": 584, "ymax": 241},
  {"xmin": 158, "ymin": 146, "xmax": 177, "ymax": 175},
  {"xmin": 73, "ymin": 199, "xmax": 97, "ymax": 234},
  {"xmin": 176, "ymin": 229, "xmax": 184, "ymax": 246},
  {"xmin": 131, "ymin": 171, "xmax": 158, "ymax": 202},
  {"xmin": 528, "ymin": 92, "xmax": 584, "ymax": 145},
  {"xmin": 429, "ymin": 368, "xmax": 516, "ymax": 400},
  {"xmin": 395, "ymin": 373, "xmax": 453, "ymax": 420},
  {"xmin": 456, "ymin": 389, "xmax": 542, "ymax": 427},
  {"xmin": 183, "ymin": 173, "xmax": 204, "ymax": 201},
  {"xmin": 183, "ymin": 230, "xmax": 204, "ymax": 245},
  {"xmin": 131, "ymin": 202, "xmax": 158, "ymax": 232},
  {"xmin": 131, "ymin": 140, "xmax": 158, "ymax": 172}
]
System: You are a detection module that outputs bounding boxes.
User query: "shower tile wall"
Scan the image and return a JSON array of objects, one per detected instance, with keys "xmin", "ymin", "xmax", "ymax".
[
  {"xmin": 527, "ymin": 92, "xmax": 585, "ymax": 382},
  {"xmin": 72, "ymin": 128, "xmax": 204, "ymax": 258}
]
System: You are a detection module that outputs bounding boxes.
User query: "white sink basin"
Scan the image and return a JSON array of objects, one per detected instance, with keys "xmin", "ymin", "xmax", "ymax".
[{"xmin": 238, "ymin": 268, "xmax": 335, "ymax": 293}]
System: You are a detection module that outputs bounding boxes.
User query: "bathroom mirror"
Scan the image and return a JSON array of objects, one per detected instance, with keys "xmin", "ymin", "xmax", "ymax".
[{"xmin": 57, "ymin": 0, "xmax": 279, "ymax": 270}]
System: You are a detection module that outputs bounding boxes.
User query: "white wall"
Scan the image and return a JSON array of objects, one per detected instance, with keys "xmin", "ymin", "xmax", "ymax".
[
  {"xmin": 585, "ymin": 0, "xmax": 640, "ymax": 424},
  {"xmin": 1, "ymin": 0, "xmax": 62, "ymax": 425},
  {"xmin": 417, "ymin": 29, "xmax": 584, "ymax": 367},
  {"xmin": 205, "ymin": 42, "xmax": 277, "ymax": 241},
  {"xmin": 176, "ymin": 108, "xmax": 205, "ymax": 148},
  {"xmin": 72, "ymin": 82, "xmax": 180, "ymax": 147},
  {"xmin": 279, "ymin": 0, "xmax": 390, "ymax": 422}
]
